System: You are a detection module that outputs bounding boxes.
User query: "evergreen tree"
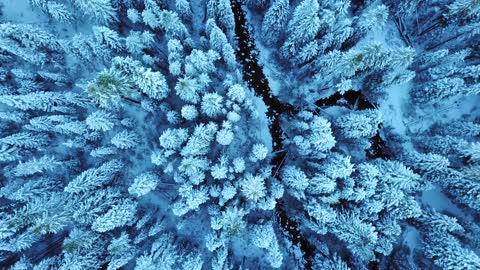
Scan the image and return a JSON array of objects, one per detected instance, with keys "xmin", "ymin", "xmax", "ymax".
[
  {"xmin": 286, "ymin": 111, "xmax": 336, "ymax": 157},
  {"xmin": 227, "ymin": 84, "xmax": 246, "ymax": 103},
  {"xmin": 313, "ymin": 254, "xmax": 351, "ymax": 270},
  {"xmin": 142, "ymin": 6, "xmax": 188, "ymax": 39},
  {"xmin": 446, "ymin": 0, "xmax": 480, "ymax": 19},
  {"xmin": 261, "ymin": 0, "xmax": 289, "ymax": 45},
  {"xmin": 332, "ymin": 212, "xmax": 378, "ymax": 262},
  {"xmin": 0, "ymin": 23, "xmax": 63, "ymax": 65},
  {"xmin": 73, "ymin": 0, "xmax": 117, "ymax": 24},
  {"xmin": 136, "ymin": 68, "xmax": 169, "ymax": 100},
  {"xmin": 14, "ymin": 156, "xmax": 60, "ymax": 177},
  {"xmin": 107, "ymin": 232, "xmax": 135, "ymax": 270},
  {"xmin": 249, "ymin": 143, "xmax": 268, "ymax": 162},
  {"xmin": 416, "ymin": 210, "xmax": 480, "ymax": 270},
  {"xmin": 413, "ymin": 77, "xmax": 468, "ymax": 104},
  {"xmin": 90, "ymin": 146, "xmax": 117, "ymax": 158},
  {"xmin": 87, "ymin": 70, "xmax": 136, "ymax": 107},
  {"xmin": 219, "ymin": 207, "xmax": 246, "ymax": 236},
  {"xmin": 0, "ymin": 92, "xmax": 71, "ymax": 111},
  {"xmin": 232, "ymin": 157, "xmax": 245, "ymax": 173},
  {"xmin": 266, "ymin": 238, "xmax": 283, "ymax": 268},
  {"xmin": 0, "ymin": 144, "xmax": 20, "ymax": 162},
  {"xmin": 201, "ymin": 92, "xmax": 224, "ymax": 118},
  {"xmin": 128, "ymin": 172, "xmax": 161, "ymax": 197},
  {"xmin": 465, "ymin": 142, "xmax": 480, "ymax": 163},
  {"xmin": 222, "ymin": 43, "xmax": 237, "ymax": 70},
  {"xmin": 172, "ymin": 184, "xmax": 209, "ymax": 216},
  {"xmin": 356, "ymin": 5, "xmax": 389, "ymax": 34},
  {"xmin": 336, "ymin": 110, "xmax": 382, "ymax": 139},
  {"xmin": 111, "ymin": 130, "xmax": 139, "ymax": 149},
  {"xmin": 68, "ymin": 33, "xmax": 110, "ymax": 64},
  {"xmin": 176, "ymin": 77, "xmax": 201, "ymax": 103},
  {"xmin": 125, "ymin": 31, "xmax": 154, "ymax": 55},
  {"xmin": 181, "ymin": 122, "xmax": 218, "ymax": 156},
  {"xmin": 92, "ymin": 26, "xmax": 123, "ymax": 51},
  {"xmin": 209, "ymin": 24, "xmax": 228, "ymax": 53},
  {"xmin": 281, "ymin": 165, "xmax": 309, "ymax": 199},
  {"xmin": 159, "ymin": 128, "xmax": 189, "ymax": 150},
  {"xmin": 210, "ymin": 0, "xmax": 235, "ymax": 32},
  {"xmin": 241, "ymin": 174, "xmax": 266, "ymax": 202},
  {"xmin": 92, "ymin": 199, "xmax": 137, "ymax": 232},
  {"xmin": 65, "ymin": 159, "xmax": 124, "ymax": 194},
  {"xmin": 179, "ymin": 156, "xmax": 210, "ymax": 179},
  {"xmin": 181, "ymin": 105, "xmax": 199, "ymax": 120},
  {"xmin": 281, "ymin": 0, "xmax": 320, "ymax": 58},
  {"xmin": 185, "ymin": 49, "xmax": 220, "ymax": 76},
  {"xmin": 216, "ymin": 126, "xmax": 234, "ymax": 146},
  {"xmin": 168, "ymin": 39, "xmax": 184, "ymax": 76},
  {"xmin": 45, "ymin": 1, "xmax": 74, "ymax": 23},
  {"xmin": 176, "ymin": 0, "xmax": 193, "ymax": 18},
  {"xmin": 295, "ymin": 40, "xmax": 320, "ymax": 64},
  {"xmin": 127, "ymin": 8, "xmax": 141, "ymax": 23},
  {"xmin": 0, "ymin": 132, "xmax": 49, "ymax": 149},
  {"xmin": 85, "ymin": 110, "xmax": 116, "ymax": 132}
]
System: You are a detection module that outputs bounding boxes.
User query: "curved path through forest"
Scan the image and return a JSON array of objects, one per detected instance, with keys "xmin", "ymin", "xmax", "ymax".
[
  {"xmin": 230, "ymin": 1, "xmax": 392, "ymax": 268},
  {"xmin": 230, "ymin": 1, "xmax": 316, "ymax": 268}
]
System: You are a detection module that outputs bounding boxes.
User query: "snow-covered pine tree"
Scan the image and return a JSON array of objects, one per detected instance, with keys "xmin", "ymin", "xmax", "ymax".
[
  {"xmin": 111, "ymin": 130, "xmax": 139, "ymax": 149},
  {"xmin": 261, "ymin": 0, "xmax": 289, "ymax": 45},
  {"xmin": 281, "ymin": 0, "xmax": 320, "ymax": 59},
  {"xmin": 73, "ymin": 0, "xmax": 117, "ymax": 24},
  {"xmin": 92, "ymin": 199, "xmax": 138, "ymax": 232},
  {"xmin": 336, "ymin": 109, "xmax": 382, "ymax": 139},
  {"xmin": 128, "ymin": 172, "xmax": 161, "ymax": 197}
]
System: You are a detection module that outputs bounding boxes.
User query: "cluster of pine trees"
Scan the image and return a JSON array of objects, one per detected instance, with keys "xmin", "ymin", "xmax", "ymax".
[
  {"xmin": 249, "ymin": 0, "xmax": 480, "ymax": 269},
  {"xmin": 0, "ymin": 0, "xmax": 479, "ymax": 269}
]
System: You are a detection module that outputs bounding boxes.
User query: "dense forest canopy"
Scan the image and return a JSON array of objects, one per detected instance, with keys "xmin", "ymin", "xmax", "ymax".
[{"xmin": 0, "ymin": 0, "xmax": 480, "ymax": 269}]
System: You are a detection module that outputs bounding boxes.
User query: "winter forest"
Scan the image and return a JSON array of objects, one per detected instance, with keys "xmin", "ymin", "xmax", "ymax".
[{"xmin": 0, "ymin": 0, "xmax": 480, "ymax": 269}]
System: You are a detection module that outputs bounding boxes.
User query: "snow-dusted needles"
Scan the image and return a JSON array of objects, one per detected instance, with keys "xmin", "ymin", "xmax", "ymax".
[{"xmin": 1, "ymin": 0, "xmax": 480, "ymax": 269}]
